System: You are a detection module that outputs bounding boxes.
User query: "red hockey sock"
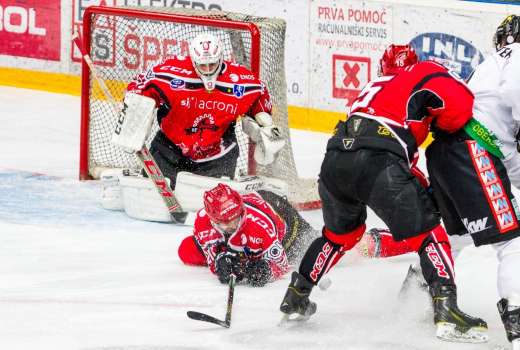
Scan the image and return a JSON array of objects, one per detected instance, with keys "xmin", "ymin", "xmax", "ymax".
[{"xmin": 178, "ymin": 236, "xmax": 207, "ymax": 266}]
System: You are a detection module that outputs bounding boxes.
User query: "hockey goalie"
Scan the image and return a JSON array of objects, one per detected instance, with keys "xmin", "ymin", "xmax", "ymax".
[{"xmin": 102, "ymin": 32, "xmax": 286, "ymax": 222}]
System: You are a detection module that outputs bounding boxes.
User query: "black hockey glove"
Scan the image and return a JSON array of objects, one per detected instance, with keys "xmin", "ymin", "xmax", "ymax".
[
  {"xmin": 215, "ymin": 251, "xmax": 245, "ymax": 284},
  {"xmin": 245, "ymin": 259, "xmax": 272, "ymax": 287}
]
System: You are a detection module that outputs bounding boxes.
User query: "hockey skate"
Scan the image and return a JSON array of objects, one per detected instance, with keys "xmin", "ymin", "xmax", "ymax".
[
  {"xmin": 279, "ymin": 271, "xmax": 317, "ymax": 325},
  {"xmin": 498, "ymin": 298, "xmax": 520, "ymax": 349},
  {"xmin": 431, "ymin": 284, "xmax": 488, "ymax": 343},
  {"xmin": 398, "ymin": 264, "xmax": 428, "ymax": 301}
]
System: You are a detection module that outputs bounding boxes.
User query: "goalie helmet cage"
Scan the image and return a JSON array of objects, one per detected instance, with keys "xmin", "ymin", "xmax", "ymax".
[{"xmin": 79, "ymin": 5, "xmax": 320, "ymax": 210}]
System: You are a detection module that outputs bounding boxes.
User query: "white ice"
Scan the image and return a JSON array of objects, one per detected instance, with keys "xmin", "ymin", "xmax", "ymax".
[{"xmin": 0, "ymin": 86, "xmax": 510, "ymax": 350}]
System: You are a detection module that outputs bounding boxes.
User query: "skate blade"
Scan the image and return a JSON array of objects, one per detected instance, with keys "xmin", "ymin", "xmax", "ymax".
[
  {"xmin": 436, "ymin": 323, "xmax": 489, "ymax": 343},
  {"xmin": 278, "ymin": 313, "xmax": 311, "ymax": 326}
]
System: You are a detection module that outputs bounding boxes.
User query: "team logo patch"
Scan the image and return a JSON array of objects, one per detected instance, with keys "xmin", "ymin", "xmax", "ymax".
[
  {"xmin": 145, "ymin": 69, "xmax": 155, "ymax": 80},
  {"xmin": 233, "ymin": 84, "xmax": 245, "ymax": 98},
  {"xmin": 170, "ymin": 78, "xmax": 185, "ymax": 89},
  {"xmin": 342, "ymin": 138, "xmax": 355, "ymax": 150}
]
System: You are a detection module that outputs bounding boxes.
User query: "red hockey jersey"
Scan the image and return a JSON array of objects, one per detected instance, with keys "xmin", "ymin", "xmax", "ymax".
[
  {"xmin": 127, "ymin": 56, "xmax": 272, "ymax": 161},
  {"xmin": 349, "ymin": 61, "xmax": 474, "ymax": 161},
  {"xmin": 192, "ymin": 192, "xmax": 289, "ymax": 281}
]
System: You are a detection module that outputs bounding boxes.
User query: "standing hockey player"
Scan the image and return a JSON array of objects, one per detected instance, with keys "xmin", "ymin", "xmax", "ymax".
[
  {"xmin": 278, "ymin": 44, "xmax": 489, "ymax": 343},
  {"xmin": 178, "ymin": 183, "xmax": 318, "ymax": 287},
  {"xmin": 117, "ymin": 32, "xmax": 284, "ymax": 188},
  {"xmin": 360, "ymin": 18, "xmax": 520, "ymax": 349}
]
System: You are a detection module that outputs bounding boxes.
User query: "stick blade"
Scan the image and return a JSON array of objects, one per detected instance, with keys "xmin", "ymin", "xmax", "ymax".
[{"xmin": 187, "ymin": 311, "xmax": 229, "ymax": 328}]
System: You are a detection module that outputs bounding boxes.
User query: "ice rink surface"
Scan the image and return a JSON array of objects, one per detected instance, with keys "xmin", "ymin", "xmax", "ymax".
[{"xmin": 0, "ymin": 86, "xmax": 511, "ymax": 349}]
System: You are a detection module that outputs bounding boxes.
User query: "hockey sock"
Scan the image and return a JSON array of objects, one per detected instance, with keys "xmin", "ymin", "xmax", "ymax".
[
  {"xmin": 299, "ymin": 225, "xmax": 365, "ymax": 284},
  {"xmin": 406, "ymin": 225, "xmax": 455, "ymax": 286}
]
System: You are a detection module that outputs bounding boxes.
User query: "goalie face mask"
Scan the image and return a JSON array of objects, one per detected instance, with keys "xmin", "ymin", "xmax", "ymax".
[
  {"xmin": 378, "ymin": 44, "xmax": 418, "ymax": 76},
  {"xmin": 204, "ymin": 183, "xmax": 245, "ymax": 235},
  {"xmin": 494, "ymin": 15, "xmax": 520, "ymax": 51},
  {"xmin": 189, "ymin": 33, "xmax": 224, "ymax": 91}
]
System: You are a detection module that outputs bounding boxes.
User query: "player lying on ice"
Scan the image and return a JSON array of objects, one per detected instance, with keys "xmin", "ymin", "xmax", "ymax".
[
  {"xmin": 277, "ymin": 43, "xmax": 489, "ymax": 343},
  {"xmin": 102, "ymin": 32, "xmax": 285, "ymax": 221},
  {"xmin": 358, "ymin": 16, "xmax": 520, "ymax": 350},
  {"xmin": 178, "ymin": 183, "xmax": 318, "ymax": 287}
]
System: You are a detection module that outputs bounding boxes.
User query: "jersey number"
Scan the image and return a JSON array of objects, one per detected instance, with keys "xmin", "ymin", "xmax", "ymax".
[{"xmin": 350, "ymin": 75, "xmax": 394, "ymax": 111}]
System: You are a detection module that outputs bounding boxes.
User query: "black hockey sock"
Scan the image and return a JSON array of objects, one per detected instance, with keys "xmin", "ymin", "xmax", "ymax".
[{"xmin": 298, "ymin": 237, "xmax": 342, "ymax": 285}]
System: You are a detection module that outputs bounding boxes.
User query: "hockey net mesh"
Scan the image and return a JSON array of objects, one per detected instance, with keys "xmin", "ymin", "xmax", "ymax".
[{"xmin": 83, "ymin": 6, "xmax": 319, "ymax": 209}]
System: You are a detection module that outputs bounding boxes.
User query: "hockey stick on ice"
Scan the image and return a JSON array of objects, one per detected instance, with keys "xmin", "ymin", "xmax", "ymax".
[
  {"xmin": 72, "ymin": 33, "xmax": 188, "ymax": 224},
  {"xmin": 187, "ymin": 273, "xmax": 236, "ymax": 328}
]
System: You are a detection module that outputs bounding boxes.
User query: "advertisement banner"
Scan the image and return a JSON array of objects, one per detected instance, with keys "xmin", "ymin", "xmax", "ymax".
[
  {"xmin": 0, "ymin": 0, "xmax": 61, "ymax": 61},
  {"xmin": 310, "ymin": 0, "xmax": 392, "ymax": 111}
]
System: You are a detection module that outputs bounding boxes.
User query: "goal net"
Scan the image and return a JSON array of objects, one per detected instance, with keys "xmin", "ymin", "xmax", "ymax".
[{"xmin": 79, "ymin": 5, "xmax": 320, "ymax": 210}]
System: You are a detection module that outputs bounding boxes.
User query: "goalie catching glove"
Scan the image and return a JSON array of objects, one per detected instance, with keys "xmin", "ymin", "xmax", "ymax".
[
  {"xmin": 111, "ymin": 93, "xmax": 156, "ymax": 153},
  {"xmin": 242, "ymin": 112, "xmax": 285, "ymax": 165}
]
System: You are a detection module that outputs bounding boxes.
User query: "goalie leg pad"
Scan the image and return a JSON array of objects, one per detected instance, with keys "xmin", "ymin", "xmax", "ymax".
[
  {"xmin": 100, "ymin": 169, "xmax": 124, "ymax": 211},
  {"xmin": 119, "ymin": 173, "xmax": 173, "ymax": 223},
  {"xmin": 175, "ymin": 172, "xmax": 289, "ymax": 212}
]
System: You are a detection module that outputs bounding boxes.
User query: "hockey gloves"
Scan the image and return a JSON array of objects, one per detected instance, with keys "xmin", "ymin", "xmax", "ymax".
[
  {"xmin": 215, "ymin": 251, "xmax": 245, "ymax": 284},
  {"xmin": 245, "ymin": 259, "xmax": 272, "ymax": 287}
]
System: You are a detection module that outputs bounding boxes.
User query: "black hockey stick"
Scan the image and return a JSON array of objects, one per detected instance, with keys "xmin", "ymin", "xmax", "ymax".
[
  {"xmin": 72, "ymin": 33, "xmax": 188, "ymax": 225},
  {"xmin": 187, "ymin": 273, "xmax": 236, "ymax": 328}
]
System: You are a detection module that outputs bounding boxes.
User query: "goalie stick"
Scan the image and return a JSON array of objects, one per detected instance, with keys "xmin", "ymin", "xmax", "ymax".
[
  {"xmin": 72, "ymin": 33, "xmax": 188, "ymax": 224},
  {"xmin": 187, "ymin": 273, "xmax": 236, "ymax": 328}
]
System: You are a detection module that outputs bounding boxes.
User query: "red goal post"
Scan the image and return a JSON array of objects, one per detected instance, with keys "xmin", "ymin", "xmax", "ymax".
[{"xmin": 78, "ymin": 5, "xmax": 321, "ymax": 210}]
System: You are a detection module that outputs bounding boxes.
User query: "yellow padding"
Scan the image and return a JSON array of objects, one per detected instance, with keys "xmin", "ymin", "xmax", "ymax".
[
  {"xmin": 288, "ymin": 105, "xmax": 345, "ymax": 133},
  {"xmin": 0, "ymin": 66, "xmax": 81, "ymax": 96}
]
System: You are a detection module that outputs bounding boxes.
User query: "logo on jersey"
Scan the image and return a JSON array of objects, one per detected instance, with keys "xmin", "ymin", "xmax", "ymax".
[
  {"xmin": 233, "ymin": 84, "xmax": 245, "ymax": 98},
  {"xmin": 169, "ymin": 78, "xmax": 185, "ymax": 89},
  {"xmin": 409, "ymin": 33, "xmax": 484, "ymax": 80},
  {"xmin": 332, "ymin": 55, "xmax": 371, "ymax": 106},
  {"xmin": 145, "ymin": 69, "xmax": 155, "ymax": 80},
  {"xmin": 229, "ymin": 73, "xmax": 239, "ymax": 82}
]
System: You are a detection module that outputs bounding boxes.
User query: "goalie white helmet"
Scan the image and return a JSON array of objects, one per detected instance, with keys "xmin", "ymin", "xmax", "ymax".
[{"xmin": 189, "ymin": 33, "xmax": 224, "ymax": 91}]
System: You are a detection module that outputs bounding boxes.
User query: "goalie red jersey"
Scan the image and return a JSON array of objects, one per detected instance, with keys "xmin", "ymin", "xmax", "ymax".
[
  {"xmin": 349, "ymin": 60, "xmax": 474, "ymax": 162},
  {"xmin": 188, "ymin": 192, "xmax": 289, "ymax": 280},
  {"xmin": 127, "ymin": 55, "xmax": 272, "ymax": 160}
]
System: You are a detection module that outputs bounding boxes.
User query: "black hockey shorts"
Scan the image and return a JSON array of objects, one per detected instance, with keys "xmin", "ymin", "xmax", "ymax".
[
  {"xmin": 258, "ymin": 190, "xmax": 319, "ymax": 264},
  {"xmin": 319, "ymin": 148, "xmax": 440, "ymax": 241},
  {"xmin": 426, "ymin": 133, "xmax": 520, "ymax": 246},
  {"xmin": 149, "ymin": 131, "xmax": 239, "ymax": 188}
]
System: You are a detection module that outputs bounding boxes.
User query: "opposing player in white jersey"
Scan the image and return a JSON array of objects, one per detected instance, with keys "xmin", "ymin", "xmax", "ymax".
[{"xmin": 360, "ymin": 16, "xmax": 520, "ymax": 349}]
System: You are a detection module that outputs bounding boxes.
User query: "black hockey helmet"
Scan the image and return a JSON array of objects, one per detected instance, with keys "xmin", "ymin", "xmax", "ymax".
[{"xmin": 493, "ymin": 15, "xmax": 520, "ymax": 51}]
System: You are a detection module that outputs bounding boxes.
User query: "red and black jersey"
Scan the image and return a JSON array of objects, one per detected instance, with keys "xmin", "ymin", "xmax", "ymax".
[
  {"xmin": 192, "ymin": 192, "xmax": 289, "ymax": 281},
  {"xmin": 127, "ymin": 56, "xmax": 272, "ymax": 161},
  {"xmin": 349, "ymin": 61, "xmax": 474, "ymax": 162}
]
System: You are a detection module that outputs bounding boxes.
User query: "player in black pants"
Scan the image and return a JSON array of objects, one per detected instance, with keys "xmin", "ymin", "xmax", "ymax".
[{"xmin": 279, "ymin": 45, "xmax": 488, "ymax": 343}]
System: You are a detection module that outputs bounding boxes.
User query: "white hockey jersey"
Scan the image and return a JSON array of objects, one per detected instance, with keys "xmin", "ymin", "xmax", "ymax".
[{"xmin": 468, "ymin": 43, "xmax": 520, "ymax": 187}]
